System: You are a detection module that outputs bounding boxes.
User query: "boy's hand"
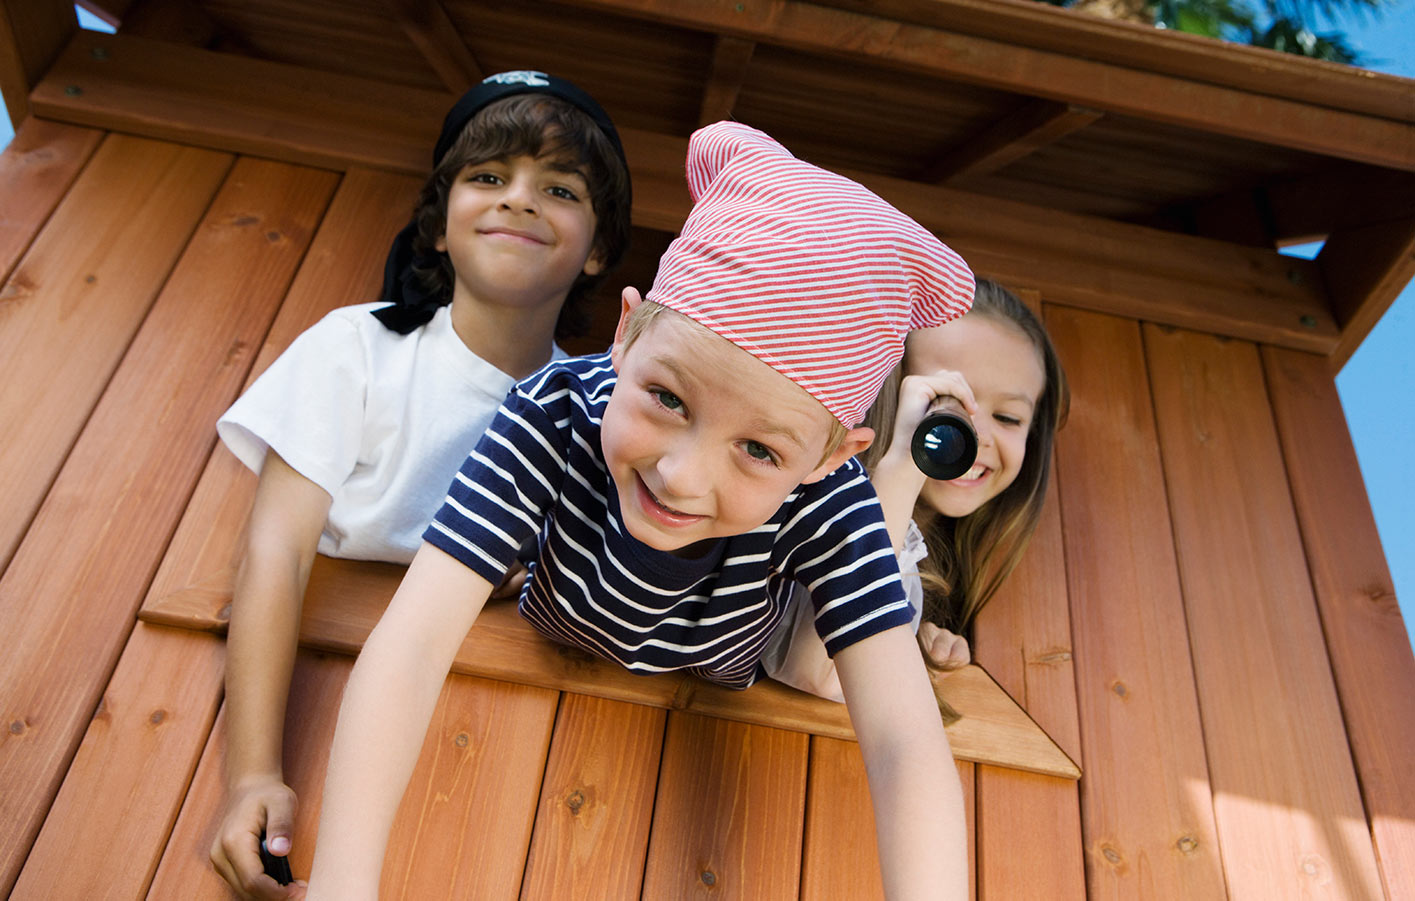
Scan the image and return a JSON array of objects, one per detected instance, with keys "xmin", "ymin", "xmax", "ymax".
[
  {"xmin": 211, "ymin": 777, "xmax": 306, "ymax": 899},
  {"xmin": 919, "ymin": 621, "xmax": 971, "ymax": 670}
]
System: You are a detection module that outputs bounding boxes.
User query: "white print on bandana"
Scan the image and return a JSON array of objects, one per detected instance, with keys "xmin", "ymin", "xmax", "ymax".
[{"xmin": 484, "ymin": 70, "xmax": 550, "ymax": 87}]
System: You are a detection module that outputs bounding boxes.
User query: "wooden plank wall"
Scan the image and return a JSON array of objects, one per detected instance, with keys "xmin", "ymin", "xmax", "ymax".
[{"xmin": 3, "ymin": 119, "xmax": 1411, "ymax": 899}]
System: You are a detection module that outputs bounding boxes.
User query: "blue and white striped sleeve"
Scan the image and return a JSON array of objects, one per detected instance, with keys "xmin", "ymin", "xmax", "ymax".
[
  {"xmin": 782, "ymin": 461, "xmax": 915, "ymax": 657},
  {"xmin": 422, "ymin": 382, "xmax": 569, "ymax": 585}
]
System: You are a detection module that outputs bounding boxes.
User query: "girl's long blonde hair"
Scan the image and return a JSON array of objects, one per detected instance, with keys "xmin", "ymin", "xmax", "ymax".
[{"xmin": 862, "ymin": 280, "xmax": 1069, "ymax": 659}]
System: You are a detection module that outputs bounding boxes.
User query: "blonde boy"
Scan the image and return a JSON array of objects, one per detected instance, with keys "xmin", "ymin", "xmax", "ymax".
[{"xmin": 306, "ymin": 122, "xmax": 975, "ymax": 899}]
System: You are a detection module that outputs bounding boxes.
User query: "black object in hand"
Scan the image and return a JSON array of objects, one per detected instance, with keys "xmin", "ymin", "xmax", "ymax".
[
  {"xmin": 910, "ymin": 396, "xmax": 978, "ymax": 481},
  {"xmin": 259, "ymin": 834, "xmax": 294, "ymax": 886}
]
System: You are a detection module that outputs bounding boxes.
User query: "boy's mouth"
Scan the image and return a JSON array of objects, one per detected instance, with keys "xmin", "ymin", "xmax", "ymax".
[
  {"xmin": 635, "ymin": 474, "xmax": 704, "ymax": 526},
  {"xmin": 480, "ymin": 226, "xmax": 547, "ymax": 245}
]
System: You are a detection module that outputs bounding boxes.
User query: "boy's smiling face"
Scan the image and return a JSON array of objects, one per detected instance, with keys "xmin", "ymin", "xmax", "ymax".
[{"xmin": 602, "ymin": 291, "xmax": 872, "ymax": 555}]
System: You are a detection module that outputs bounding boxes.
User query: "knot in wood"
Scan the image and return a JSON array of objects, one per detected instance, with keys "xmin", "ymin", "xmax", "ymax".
[
  {"xmin": 565, "ymin": 790, "xmax": 585, "ymax": 814},
  {"xmin": 700, "ymin": 869, "xmax": 717, "ymax": 886},
  {"xmin": 1101, "ymin": 845, "xmax": 1123, "ymax": 866},
  {"xmin": 9, "ymin": 720, "xmax": 25, "ymax": 735},
  {"xmin": 149, "ymin": 709, "xmax": 167, "ymax": 726},
  {"xmin": 454, "ymin": 732, "xmax": 469, "ymax": 748},
  {"xmin": 1176, "ymin": 835, "xmax": 1198, "ymax": 854},
  {"xmin": 1111, "ymin": 681, "xmax": 1129, "ymax": 699}
]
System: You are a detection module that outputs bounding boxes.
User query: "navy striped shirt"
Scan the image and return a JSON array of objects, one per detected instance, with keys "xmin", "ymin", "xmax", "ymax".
[{"xmin": 424, "ymin": 353, "xmax": 913, "ymax": 689}]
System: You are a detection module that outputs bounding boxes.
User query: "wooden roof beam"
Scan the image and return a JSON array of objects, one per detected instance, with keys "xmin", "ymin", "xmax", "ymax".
[
  {"xmin": 566, "ymin": 0, "xmax": 1414, "ymax": 172},
  {"xmin": 1320, "ymin": 217, "xmax": 1415, "ymax": 368},
  {"xmin": 0, "ymin": 0, "xmax": 76, "ymax": 128},
  {"xmin": 115, "ymin": 0, "xmax": 219, "ymax": 47},
  {"xmin": 698, "ymin": 35, "xmax": 755, "ymax": 127},
  {"xmin": 29, "ymin": 29, "xmax": 1339, "ymax": 353},
  {"xmin": 388, "ymin": 0, "xmax": 483, "ymax": 94},
  {"xmin": 923, "ymin": 100, "xmax": 1102, "ymax": 184}
]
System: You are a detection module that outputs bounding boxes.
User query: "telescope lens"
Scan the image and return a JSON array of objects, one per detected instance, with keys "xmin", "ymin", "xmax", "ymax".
[{"xmin": 909, "ymin": 402, "xmax": 978, "ymax": 481}]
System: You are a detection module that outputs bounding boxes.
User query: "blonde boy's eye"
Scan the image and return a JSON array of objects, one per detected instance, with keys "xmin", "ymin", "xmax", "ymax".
[
  {"xmin": 652, "ymin": 389, "xmax": 683, "ymax": 411},
  {"xmin": 744, "ymin": 441, "xmax": 777, "ymax": 464}
]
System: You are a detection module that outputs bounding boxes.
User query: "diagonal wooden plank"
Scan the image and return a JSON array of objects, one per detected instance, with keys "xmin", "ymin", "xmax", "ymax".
[
  {"xmin": 138, "ymin": 165, "xmax": 421, "ymax": 629},
  {"xmin": 1145, "ymin": 323, "xmax": 1384, "ymax": 898},
  {"xmin": 922, "ymin": 100, "xmax": 1102, "ymax": 184},
  {"xmin": 697, "ymin": 35, "xmax": 755, "ymax": 126},
  {"xmin": 0, "ymin": 0, "xmax": 74, "ymax": 127},
  {"xmin": 521, "ymin": 693, "xmax": 666, "ymax": 898},
  {"xmin": 1319, "ymin": 217, "xmax": 1415, "ymax": 369},
  {"xmin": 643, "ymin": 712, "xmax": 808, "ymax": 900},
  {"xmin": 388, "ymin": 0, "xmax": 483, "ymax": 93},
  {"xmin": 1263, "ymin": 345, "xmax": 1415, "ymax": 899},
  {"xmin": 142, "ymin": 557, "xmax": 1078, "ymax": 778},
  {"xmin": 11, "ymin": 624, "xmax": 225, "ymax": 900},
  {"xmin": 1045, "ymin": 306, "xmax": 1227, "ymax": 898},
  {"xmin": 0, "ymin": 154, "xmax": 334, "ymax": 897},
  {"xmin": 801, "ymin": 737, "xmax": 976, "ymax": 900},
  {"xmin": 0, "ymin": 134, "xmax": 231, "ymax": 575},
  {"xmin": 0, "ymin": 118, "xmax": 102, "ymax": 287}
]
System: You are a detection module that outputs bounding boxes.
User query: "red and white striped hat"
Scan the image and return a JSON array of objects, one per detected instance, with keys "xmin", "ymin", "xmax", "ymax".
[{"xmin": 646, "ymin": 121, "xmax": 975, "ymax": 427}]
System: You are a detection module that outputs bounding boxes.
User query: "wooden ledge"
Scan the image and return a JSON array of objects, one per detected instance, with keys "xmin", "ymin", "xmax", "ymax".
[{"xmin": 140, "ymin": 554, "xmax": 1079, "ymax": 780}]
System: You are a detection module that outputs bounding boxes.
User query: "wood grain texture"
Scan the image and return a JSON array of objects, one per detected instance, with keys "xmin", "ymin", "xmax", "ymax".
[
  {"xmin": 800, "ymin": 738, "xmax": 976, "ymax": 899},
  {"xmin": 1263, "ymin": 345, "xmax": 1415, "ymax": 900},
  {"xmin": 1319, "ymin": 217, "xmax": 1415, "ymax": 369},
  {"xmin": 0, "ymin": 155, "xmax": 333, "ymax": 897},
  {"xmin": 0, "ymin": 0, "xmax": 74, "ymax": 126},
  {"xmin": 0, "ymin": 134, "xmax": 231, "ymax": 574},
  {"xmin": 1044, "ymin": 306, "xmax": 1227, "ymax": 899},
  {"xmin": 521, "ymin": 693, "xmax": 666, "ymax": 899},
  {"xmin": 1144, "ymin": 323, "xmax": 1384, "ymax": 898},
  {"xmin": 143, "ymin": 556, "xmax": 1077, "ymax": 777},
  {"xmin": 139, "ymin": 166, "xmax": 421, "ymax": 624},
  {"xmin": 976, "ymin": 767, "xmax": 1085, "ymax": 900},
  {"xmin": 0, "ymin": 118, "xmax": 101, "ymax": 287},
  {"xmin": 642, "ymin": 712, "xmax": 808, "ymax": 901},
  {"xmin": 31, "ymin": 30, "xmax": 1343, "ymax": 355},
  {"xmin": 11, "ymin": 624, "xmax": 224, "ymax": 901}
]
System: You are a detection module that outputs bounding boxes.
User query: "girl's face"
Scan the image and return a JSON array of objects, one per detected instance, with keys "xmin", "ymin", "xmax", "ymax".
[{"xmin": 905, "ymin": 313, "xmax": 1046, "ymax": 519}]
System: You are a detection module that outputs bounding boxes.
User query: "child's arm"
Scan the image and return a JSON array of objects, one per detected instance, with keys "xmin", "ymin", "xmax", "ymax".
[
  {"xmin": 304, "ymin": 543, "xmax": 493, "ymax": 900},
  {"xmin": 836, "ymin": 624, "xmax": 968, "ymax": 900},
  {"xmin": 211, "ymin": 451, "xmax": 330, "ymax": 900}
]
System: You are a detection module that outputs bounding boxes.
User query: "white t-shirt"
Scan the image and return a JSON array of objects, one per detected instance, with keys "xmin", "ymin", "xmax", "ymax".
[
  {"xmin": 217, "ymin": 302, "xmax": 563, "ymax": 563},
  {"xmin": 760, "ymin": 519, "xmax": 929, "ymax": 702}
]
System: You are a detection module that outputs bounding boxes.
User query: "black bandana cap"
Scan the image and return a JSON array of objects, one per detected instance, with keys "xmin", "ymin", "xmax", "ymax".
[{"xmin": 373, "ymin": 70, "xmax": 628, "ymax": 334}]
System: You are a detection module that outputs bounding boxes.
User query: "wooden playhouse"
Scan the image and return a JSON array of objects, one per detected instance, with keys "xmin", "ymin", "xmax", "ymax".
[{"xmin": 1, "ymin": 0, "xmax": 1412, "ymax": 897}]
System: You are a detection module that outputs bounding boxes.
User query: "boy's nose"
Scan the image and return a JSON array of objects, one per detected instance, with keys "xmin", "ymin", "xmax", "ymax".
[
  {"xmin": 655, "ymin": 446, "xmax": 710, "ymax": 502},
  {"xmin": 499, "ymin": 177, "xmax": 539, "ymax": 213}
]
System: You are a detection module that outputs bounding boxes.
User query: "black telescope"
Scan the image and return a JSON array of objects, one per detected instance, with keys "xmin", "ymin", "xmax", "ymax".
[{"xmin": 909, "ymin": 396, "xmax": 978, "ymax": 481}]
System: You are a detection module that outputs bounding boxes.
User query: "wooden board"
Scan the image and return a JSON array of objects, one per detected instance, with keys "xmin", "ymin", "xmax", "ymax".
[
  {"xmin": 641, "ymin": 712, "xmax": 808, "ymax": 900},
  {"xmin": 10, "ymin": 624, "xmax": 225, "ymax": 900},
  {"xmin": 139, "ymin": 166, "xmax": 421, "ymax": 628},
  {"xmin": 148, "ymin": 650, "xmax": 559, "ymax": 897},
  {"xmin": 31, "ymin": 29, "xmax": 1343, "ymax": 355},
  {"xmin": 0, "ymin": 118, "xmax": 101, "ymax": 286},
  {"xmin": 0, "ymin": 155, "xmax": 333, "ymax": 897},
  {"xmin": 142, "ymin": 553, "xmax": 1078, "ymax": 779},
  {"xmin": 1044, "ymin": 306, "xmax": 1227, "ymax": 898},
  {"xmin": 1144, "ymin": 323, "xmax": 1384, "ymax": 897},
  {"xmin": 0, "ymin": 134, "xmax": 231, "ymax": 574},
  {"xmin": 520, "ymin": 693, "xmax": 666, "ymax": 898},
  {"xmin": 1263, "ymin": 345, "xmax": 1415, "ymax": 899},
  {"xmin": 0, "ymin": 0, "xmax": 74, "ymax": 126},
  {"xmin": 975, "ymin": 767, "xmax": 1085, "ymax": 900},
  {"xmin": 800, "ymin": 739, "xmax": 977, "ymax": 899}
]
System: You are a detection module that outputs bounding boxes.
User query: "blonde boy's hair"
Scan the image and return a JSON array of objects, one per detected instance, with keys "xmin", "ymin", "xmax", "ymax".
[{"xmin": 618, "ymin": 300, "xmax": 849, "ymax": 465}]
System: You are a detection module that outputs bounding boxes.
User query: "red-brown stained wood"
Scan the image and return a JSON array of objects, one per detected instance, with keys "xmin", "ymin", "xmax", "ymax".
[
  {"xmin": 1044, "ymin": 306, "xmax": 1226, "ymax": 899},
  {"xmin": 976, "ymin": 767, "xmax": 1085, "ymax": 900},
  {"xmin": 380, "ymin": 675, "xmax": 559, "ymax": 899},
  {"xmin": 1144, "ymin": 324, "xmax": 1385, "ymax": 898},
  {"xmin": 0, "ymin": 155, "xmax": 333, "ymax": 897},
  {"xmin": 521, "ymin": 693, "xmax": 666, "ymax": 899},
  {"xmin": 139, "ymin": 166, "xmax": 421, "ymax": 625},
  {"xmin": 0, "ymin": 134, "xmax": 231, "ymax": 574},
  {"xmin": 149, "ymin": 651, "xmax": 558, "ymax": 897},
  {"xmin": 1263, "ymin": 345, "xmax": 1415, "ymax": 899},
  {"xmin": 11, "ymin": 624, "xmax": 225, "ymax": 900},
  {"xmin": 0, "ymin": 0, "xmax": 75, "ymax": 126},
  {"xmin": 0, "ymin": 118, "xmax": 101, "ymax": 286},
  {"xmin": 642, "ymin": 712, "xmax": 808, "ymax": 900}
]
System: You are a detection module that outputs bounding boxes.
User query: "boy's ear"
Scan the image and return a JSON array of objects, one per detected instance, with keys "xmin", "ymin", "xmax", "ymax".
[
  {"xmin": 801, "ymin": 426, "xmax": 875, "ymax": 484},
  {"xmin": 610, "ymin": 286, "xmax": 643, "ymax": 368},
  {"xmin": 434, "ymin": 234, "xmax": 447, "ymax": 253}
]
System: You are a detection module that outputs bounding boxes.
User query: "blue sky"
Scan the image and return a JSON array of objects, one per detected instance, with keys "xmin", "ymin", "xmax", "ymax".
[{"xmin": 3, "ymin": 6, "xmax": 1412, "ymax": 647}]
